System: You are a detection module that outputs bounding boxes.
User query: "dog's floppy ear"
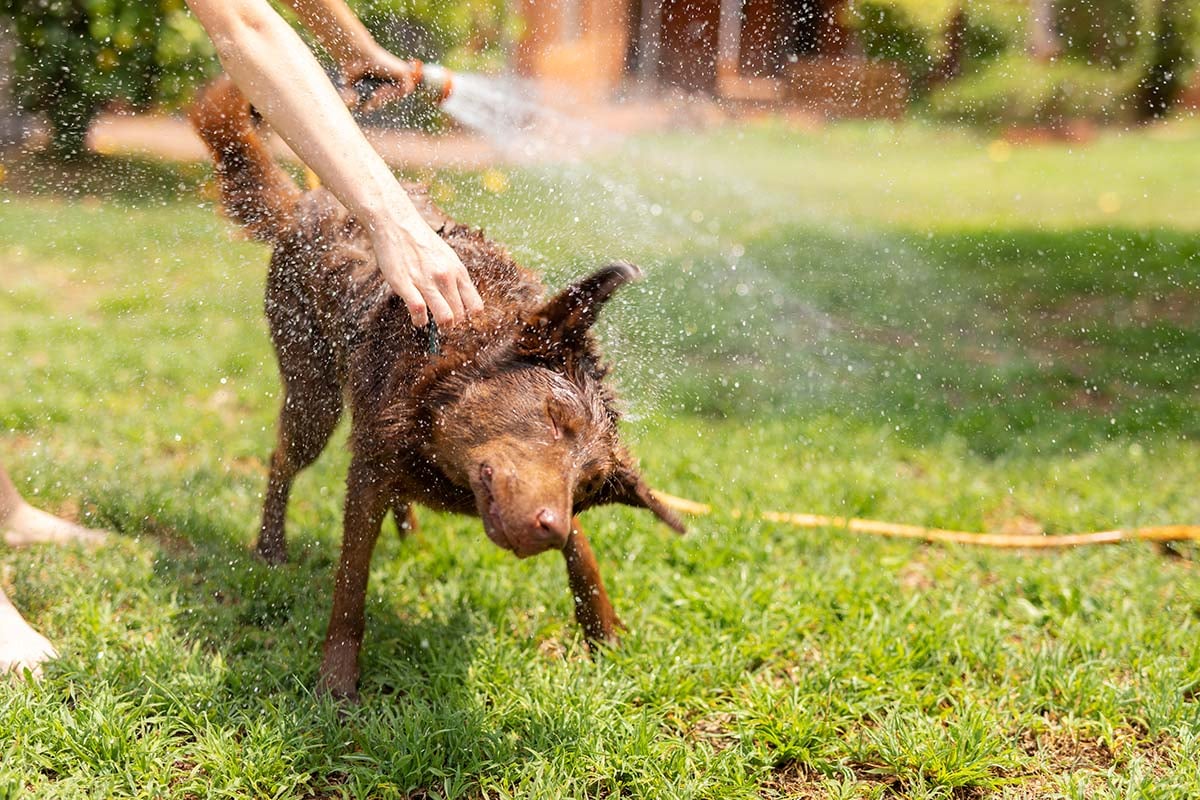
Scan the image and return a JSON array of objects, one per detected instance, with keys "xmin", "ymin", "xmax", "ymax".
[
  {"xmin": 514, "ymin": 260, "xmax": 641, "ymax": 361},
  {"xmin": 589, "ymin": 457, "xmax": 686, "ymax": 534}
]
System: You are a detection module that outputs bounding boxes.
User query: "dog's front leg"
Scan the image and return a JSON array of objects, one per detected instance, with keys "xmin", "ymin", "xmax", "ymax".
[
  {"xmin": 318, "ymin": 458, "xmax": 390, "ymax": 702},
  {"xmin": 562, "ymin": 518, "xmax": 622, "ymax": 649}
]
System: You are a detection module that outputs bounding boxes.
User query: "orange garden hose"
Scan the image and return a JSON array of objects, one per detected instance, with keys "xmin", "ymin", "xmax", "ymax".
[{"xmin": 651, "ymin": 491, "xmax": 1200, "ymax": 549}]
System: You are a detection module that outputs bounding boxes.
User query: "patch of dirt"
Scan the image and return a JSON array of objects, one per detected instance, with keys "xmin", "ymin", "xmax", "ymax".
[
  {"xmin": 1018, "ymin": 725, "xmax": 1116, "ymax": 774},
  {"xmin": 687, "ymin": 711, "xmax": 739, "ymax": 754},
  {"xmin": 169, "ymin": 759, "xmax": 203, "ymax": 789},
  {"xmin": 1046, "ymin": 290, "xmax": 1200, "ymax": 331},
  {"xmin": 897, "ymin": 558, "xmax": 935, "ymax": 592},
  {"xmin": 139, "ymin": 514, "xmax": 195, "ymax": 556},
  {"xmin": 897, "ymin": 545, "xmax": 956, "ymax": 593},
  {"xmin": 893, "ymin": 460, "xmax": 927, "ymax": 481},
  {"xmin": 659, "ymin": 707, "xmax": 740, "ymax": 756},
  {"xmin": 753, "ymin": 656, "xmax": 819, "ymax": 690},
  {"xmin": 536, "ymin": 636, "xmax": 566, "ymax": 660},
  {"xmin": 984, "ymin": 500, "xmax": 1045, "ymax": 537},
  {"xmin": 198, "ymin": 388, "xmax": 260, "ymax": 430},
  {"xmin": 299, "ymin": 770, "xmax": 350, "ymax": 800},
  {"xmin": 759, "ymin": 762, "xmax": 831, "ymax": 799},
  {"xmin": 222, "ymin": 455, "xmax": 267, "ymax": 479},
  {"xmin": 1009, "ymin": 723, "xmax": 1179, "ymax": 797},
  {"xmin": 763, "ymin": 759, "xmax": 928, "ymax": 799}
]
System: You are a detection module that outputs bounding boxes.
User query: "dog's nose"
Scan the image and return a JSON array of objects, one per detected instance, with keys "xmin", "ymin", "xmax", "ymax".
[{"xmin": 535, "ymin": 508, "xmax": 569, "ymax": 542}]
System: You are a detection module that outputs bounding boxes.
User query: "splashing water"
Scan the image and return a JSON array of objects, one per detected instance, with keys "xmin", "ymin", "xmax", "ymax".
[
  {"xmin": 425, "ymin": 69, "xmax": 855, "ymax": 413},
  {"xmin": 437, "ymin": 70, "xmax": 608, "ymax": 162},
  {"xmin": 427, "ymin": 68, "xmax": 889, "ymax": 417}
]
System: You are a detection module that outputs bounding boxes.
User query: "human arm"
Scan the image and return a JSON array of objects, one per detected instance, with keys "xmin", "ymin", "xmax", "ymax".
[
  {"xmin": 276, "ymin": 0, "xmax": 426, "ymax": 111},
  {"xmin": 185, "ymin": 0, "xmax": 482, "ymax": 327},
  {"xmin": 278, "ymin": 0, "xmax": 412, "ymax": 85}
]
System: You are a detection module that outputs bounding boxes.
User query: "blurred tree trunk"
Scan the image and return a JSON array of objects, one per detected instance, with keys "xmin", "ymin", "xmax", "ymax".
[
  {"xmin": 1028, "ymin": 0, "xmax": 1059, "ymax": 60},
  {"xmin": 931, "ymin": 5, "xmax": 967, "ymax": 86},
  {"xmin": 1133, "ymin": 0, "xmax": 1193, "ymax": 120},
  {"xmin": 0, "ymin": 24, "xmax": 34, "ymax": 146}
]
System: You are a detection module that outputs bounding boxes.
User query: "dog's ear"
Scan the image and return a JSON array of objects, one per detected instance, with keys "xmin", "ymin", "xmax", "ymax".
[
  {"xmin": 514, "ymin": 261, "xmax": 641, "ymax": 362},
  {"xmin": 588, "ymin": 457, "xmax": 686, "ymax": 534}
]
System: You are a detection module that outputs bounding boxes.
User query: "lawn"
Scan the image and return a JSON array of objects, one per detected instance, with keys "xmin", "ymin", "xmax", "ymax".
[{"xmin": 2, "ymin": 118, "xmax": 1200, "ymax": 798}]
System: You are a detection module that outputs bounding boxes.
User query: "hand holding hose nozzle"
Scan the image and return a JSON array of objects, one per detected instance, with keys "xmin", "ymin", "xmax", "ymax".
[{"xmin": 340, "ymin": 58, "xmax": 454, "ymax": 113}]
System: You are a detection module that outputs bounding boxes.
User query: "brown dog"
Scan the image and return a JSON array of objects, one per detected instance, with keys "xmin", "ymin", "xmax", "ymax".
[{"xmin": 191, "ymin": 77, "xmax": 684, "ymax": 700}]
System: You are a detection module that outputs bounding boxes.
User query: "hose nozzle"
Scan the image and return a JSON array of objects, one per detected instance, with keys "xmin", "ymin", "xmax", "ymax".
[
  {"xmin": 349, "ymin": 60, "xmax": 454, "ymax": 110},
  {"xmin": 414, "ymin": 62, "xmax": 454, "ymax": 104}
]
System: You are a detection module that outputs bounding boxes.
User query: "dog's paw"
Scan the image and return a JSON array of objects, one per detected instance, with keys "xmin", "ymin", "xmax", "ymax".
[
  {"xmin": 583, "ymin": 624, "xmax": 623, "ymax": 657},
  {"xmin": 317, "ymin": 649, "xmax": 363, "ymax": 704},
  {"xmin": 254, "ymin": 541, "xmax": 288, "ymax": 566},
  {"xmin": 317, "ymin": 676, "xmax": 361, "ymax": 705}
]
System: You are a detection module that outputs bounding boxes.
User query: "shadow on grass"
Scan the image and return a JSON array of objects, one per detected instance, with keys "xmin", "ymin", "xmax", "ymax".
[
  {"xmin": 0, "ymin": 150, "xmax": 210, "ymax": 206},
  {"xmin": 626, "ymin": 221, "xmax": 1200, "ymax": 457},
  {"xmin": 92, "ymin": 490, "xmax": 579, "ymax": 796}
]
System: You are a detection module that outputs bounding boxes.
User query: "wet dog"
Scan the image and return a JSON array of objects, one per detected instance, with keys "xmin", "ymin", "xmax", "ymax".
[{"xmin": 191, "ymin": 77, "xmax": 684, "ymax": 700}]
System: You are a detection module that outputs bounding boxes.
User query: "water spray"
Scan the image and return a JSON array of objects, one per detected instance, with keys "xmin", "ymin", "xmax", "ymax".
[{"xmin": 352, "ymin": 60, "xmax": 610, "ymax": 165}]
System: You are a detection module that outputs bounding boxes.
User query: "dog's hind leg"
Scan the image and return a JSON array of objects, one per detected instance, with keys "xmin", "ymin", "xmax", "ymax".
[
  {"xmin": 562, "ymin": 518, "xmax": 622, "ymax": 649},
  {"xmin": 257, "ymin": 373, "xmax": 342, "ymax": 564},
  {"xmin": 258, "ymin": 280, "xmax": 343, "ymax": 564}
]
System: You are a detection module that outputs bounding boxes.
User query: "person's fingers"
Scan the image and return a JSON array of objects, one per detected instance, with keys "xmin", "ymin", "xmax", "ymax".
[
  {"xmin": 431, "ymin": 265, "xmax": 466, "ymax": 323},
  {"xmin": 458, "ymin": 270, "xmax": 484, "ymax": 314},
  {"xmin": 390, "ymin": 276, "xmax": 429, "ymax": 328},
  {"xmin": 361, "ymin": 83, "xmax": 411, "ymax": 114},
  {"xmin": 420, "ymin": 284, "xmax": 455, "ymax": 328}
]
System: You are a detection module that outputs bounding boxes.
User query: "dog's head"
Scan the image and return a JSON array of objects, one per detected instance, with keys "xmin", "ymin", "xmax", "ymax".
[{"xmin": 427, "ymin": 261, "xmax": 685, "ymax": 558}]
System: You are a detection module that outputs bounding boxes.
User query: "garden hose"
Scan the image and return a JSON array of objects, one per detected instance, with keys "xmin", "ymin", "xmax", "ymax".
[{"xmin": 651, "ymin": 491, "xmax": 1200, "ymax": 550}]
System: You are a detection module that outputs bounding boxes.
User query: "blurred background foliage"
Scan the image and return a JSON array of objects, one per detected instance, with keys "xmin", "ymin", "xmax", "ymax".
[
  {"xmin": 348, "ymin": 0, "xmax": 515, "ymax": 71},
  {"xmin": 0, "ymin": 0, "xmax": 513, "ymax": 158},
  {"xmin": 863, "ymin": 0, "xmax": 1199, "ymax": 126},
  {"xmin": 0, "ymin": 0, "xmax": 1196, "ymax": 159},
  {"xmin": 0, "ymin": 0, "xmax": 216, "ymax": 157}
]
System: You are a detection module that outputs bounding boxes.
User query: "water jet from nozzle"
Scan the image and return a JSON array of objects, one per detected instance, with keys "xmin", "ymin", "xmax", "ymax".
[
  {"xmin": 415, "ymin": 62, "xmax": 454, "ymax": 104},
  {"xmin": 383, "ymin": 62, "xmax": 607, "ymax": 163}
]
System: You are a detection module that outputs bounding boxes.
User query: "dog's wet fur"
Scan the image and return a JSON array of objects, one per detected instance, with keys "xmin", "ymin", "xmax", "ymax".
[{"xmin": 192, "ymin": 77, "xmax": 684, "ymax": 701}]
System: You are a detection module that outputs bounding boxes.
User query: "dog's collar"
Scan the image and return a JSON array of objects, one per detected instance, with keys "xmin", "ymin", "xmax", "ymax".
[{"xmin": 426, "ymin": 319, "xmax": 441, "ymax": 355}]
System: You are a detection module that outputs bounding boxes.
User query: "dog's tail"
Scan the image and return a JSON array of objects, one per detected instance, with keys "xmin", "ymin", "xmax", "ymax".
[{"xmin": 190, "ymin": 76, "xmax": 300, "ymax": 243}]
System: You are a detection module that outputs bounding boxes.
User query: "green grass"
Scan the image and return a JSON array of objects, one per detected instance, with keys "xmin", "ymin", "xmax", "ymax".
[{"xmin": 2, "ymin": 118, "xmax": 1200, "ymax": 798}]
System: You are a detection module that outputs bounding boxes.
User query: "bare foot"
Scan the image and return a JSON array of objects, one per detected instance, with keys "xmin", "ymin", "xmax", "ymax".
[
  {"xmin": 0, "ymin": 592, "xmax": 58, "ymax": 679},
  {"xmin": 2, "ymin": 500, "xmax": 107, "ymax": 548}
]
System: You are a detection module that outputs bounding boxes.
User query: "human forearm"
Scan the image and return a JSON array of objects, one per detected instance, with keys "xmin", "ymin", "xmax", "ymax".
[
  {"xmin": 277, "ymin": 0, "xmax": 383, "ymax": 70},
  {"xmin": 185, "ymin": 0, "xmax": 480, "ymax": 325},
  {"xmin": 279, "ymin": 0, "xmax": 421, "ymax": 112},
  {"xmin": 187, "ymin": 0, "xmax": 413, "ymax": 226}
]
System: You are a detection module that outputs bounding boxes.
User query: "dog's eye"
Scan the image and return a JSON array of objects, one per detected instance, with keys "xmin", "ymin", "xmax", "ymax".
[{"xmin": 577, "ymin": 464, "xmax": 606, "ymax": 497}]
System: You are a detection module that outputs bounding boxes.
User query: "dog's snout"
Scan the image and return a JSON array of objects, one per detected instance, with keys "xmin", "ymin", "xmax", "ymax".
[{"xmin": 536, "ymin": 507, "xmax": 568, "ymax": 542}]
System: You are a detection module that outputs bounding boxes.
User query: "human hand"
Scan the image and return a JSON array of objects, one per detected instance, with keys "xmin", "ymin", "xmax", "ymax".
[
  {"xmin": 367, "ymin": 213, "xmax": 484, "ymax": 329},
  {"xmin": 339, "ymin": 48, "xmax": 421, "ymax": 113}
]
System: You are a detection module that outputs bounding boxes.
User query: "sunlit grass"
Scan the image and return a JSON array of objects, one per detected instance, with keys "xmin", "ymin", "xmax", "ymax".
[{"xmin": 2, "ymin": 119, "xmax": 1200, "ymax": 797}]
